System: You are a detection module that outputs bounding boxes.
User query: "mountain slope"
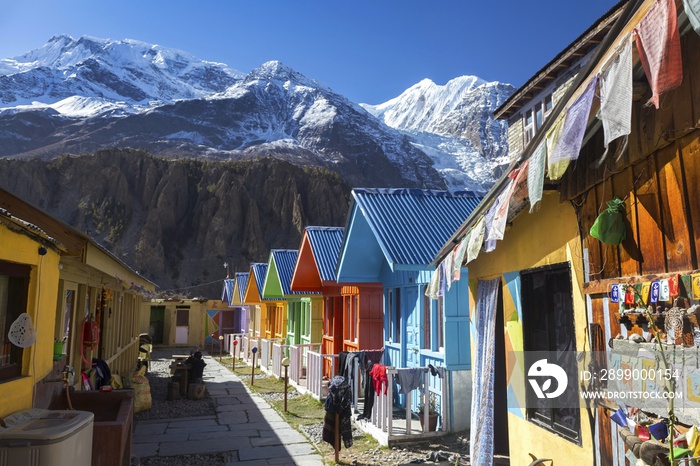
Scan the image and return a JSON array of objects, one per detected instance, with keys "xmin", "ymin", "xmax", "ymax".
[{"xmin": 0, "ymin": 150, "xmax": 351, "ymax": 297}]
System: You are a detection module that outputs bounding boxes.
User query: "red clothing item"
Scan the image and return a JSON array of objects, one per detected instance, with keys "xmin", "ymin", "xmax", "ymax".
[{"xmin": 370, "ymin": 363, "xmax": 387, "ymax": 395}]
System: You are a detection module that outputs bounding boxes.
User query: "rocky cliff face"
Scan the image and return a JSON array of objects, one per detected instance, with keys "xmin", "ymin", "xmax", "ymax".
[{"xmin": 0, "ymin": 149, "xmax": 350, "ymax": 297}]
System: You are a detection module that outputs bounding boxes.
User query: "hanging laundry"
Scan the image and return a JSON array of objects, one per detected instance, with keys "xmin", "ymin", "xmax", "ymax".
[
  {"xmin": 370, "ymin": 363, "xmax": 388, "ymax": 395},
  {"xmin": 396, "ymin": 367, "xmax": 425, "ymax": 395},
  {"xmin": 528, "ymin": 141, "xmax": 546, "ymax": 212},
  {"xmin": 545, "ymin": 115, "xmax": 569, "ymax": 181},
  {"xmin": 549, "ymin": 76, "xmax": 598, "ymax": 176},
  {"xmin": 635, "ymin": 0, "xmax": 683, "ymax": 109},
  {"xmin": 599, "ymin": 35, "xmax": 633, "ymax": 148},
  {"xmin": 685, "ymin": 0, "xmax": 700, "ymax": 35},
  {"xmin": 323, "ymin": 376, "xmax": 353, "ymax": 449},
  {"xmin": 451, "ymin": 233, "xmax": 470, "ymax": 282},
  {"xmin": 466, "ymin": 217, "xmax": 486, "ymax": 264}
]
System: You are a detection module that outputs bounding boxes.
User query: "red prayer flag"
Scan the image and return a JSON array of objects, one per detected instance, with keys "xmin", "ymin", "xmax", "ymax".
[{"xmin": 635, "ymin": 0, "xmax": 683, "ymax": 108}]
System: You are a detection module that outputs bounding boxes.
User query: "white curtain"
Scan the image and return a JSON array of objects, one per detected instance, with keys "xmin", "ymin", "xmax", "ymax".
[{"xmin": 470, "ymin": 278, "xmax": 500, "ymax": 466}]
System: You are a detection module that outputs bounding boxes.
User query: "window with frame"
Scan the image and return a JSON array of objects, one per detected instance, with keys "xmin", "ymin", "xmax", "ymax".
[
  {"xmin": 275, "ymin": 304, "xmax": 284, "ymax": 337},
  {"xmin": 324, "ymin": 298, "xmax": 333, "ymax": 336},
  {"xmin": 343, "ymin": 295, "xmax": 357, "ymax": 342},
  {"xmin": 0, "ymin": 261, "xmax": 30, "ymax": 381},
  {"xmin": 388, "ymin": 288, "xmax": 401, "ymax": 344},
  {"xmin": 521, "ymin": 263, "xmax": 580, "ymax": 443},
  {"xmin": 422, "ymin": 288, "xmax": 431, "ymax": 349},
  {"xmin": 523, "ymin": 93, "xmax": 554, "ymax": 145},
  {"xmin": 421, "ymin": 287, "xmax": 444, "ymax": 351}
]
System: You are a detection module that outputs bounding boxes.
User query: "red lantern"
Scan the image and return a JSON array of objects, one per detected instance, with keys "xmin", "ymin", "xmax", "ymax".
[{"xmin": 82, "ymin": 315, "xmax": 100, "ymax": 350}]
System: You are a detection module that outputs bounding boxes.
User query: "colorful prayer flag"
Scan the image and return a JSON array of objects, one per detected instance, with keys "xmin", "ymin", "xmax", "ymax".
[
  {"xmin": 599, "ymin": 35, "xmax": 633, "ymax": 148},
  {"xmin": 549, "ymin": 76, "xmax": 598, "ymax": 172},
  {"xmin": 692, "ymin": 273, "xmax": 700, "ymax": 300},
  {"xmin": 685, "ymin": 0, "xmax": 700, "ymax": 35},
  {"xmin": 610, "ymin": 284, "xmax": 621, "ymax": 303},
  {"xmin": 635, "ymin": 0, "xmax": 683, "ymax": 108},
  {"xmin": 528, "ymin": 141, "xmax": 546, "ymax": 212},
  {"xmin": 650, "ymin": 281, "xmax": 660, "ymax": 303},
  {"xmin": 659, "ymin": 279, "xmax": 671, "ymax": 301},
  {"xmin": 466, "ymin": 217, "xmax": 485, "ymax": 264}
]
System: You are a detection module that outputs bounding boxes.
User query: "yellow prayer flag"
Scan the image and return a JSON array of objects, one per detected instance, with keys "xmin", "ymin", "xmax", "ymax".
[
  {"xmin": 693, "ymin": 273, "xmax": 700, "ymax": 300},
  {"xmin": 641, "ymin": 282, "xmax": 651, "ymax": 305}
]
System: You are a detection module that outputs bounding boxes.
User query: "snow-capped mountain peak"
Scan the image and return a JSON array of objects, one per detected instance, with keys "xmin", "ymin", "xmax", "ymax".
[
  {"xmin": 0, "ymin": 35, "xmax": 244, "ymax": 115},
  {"xmin": 245, "ymin": 60, "xmax": 330, "ymax": 93},
  {"xmin": 361, "ymin": 75, "xmax": 488, "ymax": 134}
]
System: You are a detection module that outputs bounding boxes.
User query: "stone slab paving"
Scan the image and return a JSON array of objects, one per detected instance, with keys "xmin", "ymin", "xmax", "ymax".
[{"xmin": 132, "ymin": 352, "xmax": 325, "ymax": 466}]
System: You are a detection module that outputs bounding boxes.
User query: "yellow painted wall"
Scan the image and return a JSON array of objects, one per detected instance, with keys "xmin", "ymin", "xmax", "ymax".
[
  {"xmin": 310, "ymin": 297, "xmax": 323, "ymax": 344},
  {"xmin": 466, "ymin": 191, "xmax": 592, "ymax": 466},
  {"xmin": 0, "ymin": 222, "xmax": 61, "ymax": 418},
  {"xmin": 141, "ymin": 300, "xmax": 212, "ymax": 348}
]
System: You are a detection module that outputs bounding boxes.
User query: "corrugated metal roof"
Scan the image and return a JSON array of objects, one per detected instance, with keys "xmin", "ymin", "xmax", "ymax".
[
  {"xmin": 250, "ymin": 263, "xmax": 268, "ymax": 298},
  {"xmin": 306, "ymin": 226, "xmax": 344, "ymax": 282},
  {"xmin": 352, "ymin": 188, "xmax": 482, "ymax": 267},
  {"xmin": 222, "ymin": 279, "xmax": 235, "ymax": 305},
  {"xmin": 235, "ymin": 272, "xmax": 249, "ymax": 299},
  {"xmin": 271, "ymin": 249, "xmax": 317, "ymax": 295}
]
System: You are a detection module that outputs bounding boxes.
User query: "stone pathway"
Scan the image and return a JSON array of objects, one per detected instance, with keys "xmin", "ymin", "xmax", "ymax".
[{"xmin": 132, "ymin": 354, "xmax": 324, "ymax": 466}]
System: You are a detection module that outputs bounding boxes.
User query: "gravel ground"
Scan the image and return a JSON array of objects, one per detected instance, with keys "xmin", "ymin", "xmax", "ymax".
[{"xmin": 134, "ymin": 348, "xmax": 217, "ymax": 422}]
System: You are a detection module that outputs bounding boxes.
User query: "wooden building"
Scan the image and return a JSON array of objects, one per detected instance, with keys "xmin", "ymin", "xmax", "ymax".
[
  {"xmin": 336, "ymin": 188, "xmax": 481, "ymax": 432},
  {"xmin": 0, "ymin": 187, "xmax": 155, "ymax": 414},
  {"xmin": 262, "ymin": 249, "xmax": 321, "ymax": 346},
  {"xmin": 434, "ymin": 0, "xmax": 700, "ymax": 464}
]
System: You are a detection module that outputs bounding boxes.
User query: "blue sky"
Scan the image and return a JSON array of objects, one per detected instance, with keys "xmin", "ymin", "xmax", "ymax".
[{"xmin": 0, "ymin": 1, "xmax": 620, "ymax": 104}]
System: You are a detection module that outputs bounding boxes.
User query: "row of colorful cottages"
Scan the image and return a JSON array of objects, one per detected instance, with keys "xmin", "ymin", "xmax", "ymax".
[
  {"xmin": 222, "ymin": 0, "xmax": 700, "ymax": 464},
  {"xmin": 222, "ymin": 188, "xmax": 479, "ymax": 445},
  {"xmin": 0, "ymin": 185, "xmax": 154, "ymax": 465}
]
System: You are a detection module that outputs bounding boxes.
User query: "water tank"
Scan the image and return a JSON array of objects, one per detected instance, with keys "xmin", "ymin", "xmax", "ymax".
[{"xmin": 0, "ymin": 408, "xmax": 94, "ymax": 466}]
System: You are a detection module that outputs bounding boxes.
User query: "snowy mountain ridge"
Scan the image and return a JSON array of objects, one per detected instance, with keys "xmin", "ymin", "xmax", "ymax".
[
  {"xmin": 0, "ymin": 34, "xmax": 243, "ymax": 114},
  {"xmin": 0, "ymin": 35, "xmax": 514, "ymax": 191}
]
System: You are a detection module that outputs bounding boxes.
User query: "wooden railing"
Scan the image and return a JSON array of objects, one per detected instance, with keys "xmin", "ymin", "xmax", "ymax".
[
  {"xmin": 271, "ymin": 342, "xmax": 291, "ymax": 378},
  {"xmin": 259, "ymin": 338, "xmax": 284, "ymax": 371},
  {"xmin": 224, "ymin": 333, "xmax": 246, "ymax": 358},
  {"xmin": 288, "ymin": 343, "xmax": 321, "ymax": 385},
  {"xmin": 307, "ymin": 350, "xmax": 338, "ymax": 400},
  {"xmin": 359, "ymin": 366, "xmax": 448, "ymax": 446}
]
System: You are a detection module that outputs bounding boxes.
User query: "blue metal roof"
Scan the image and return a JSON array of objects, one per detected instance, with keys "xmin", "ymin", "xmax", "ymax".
[
  {"xmin": 222, "ymin": 278, "xmax": 235, "ymax": 306},
  {"xmin": 306, "ymin": 226, "xmax": 344, "ymax": 282},
  {"xmin": 250, "ymin": 263, "xmax": 270, "ymax": 300},
  {"xmin": 271, "ymin": 249, "xmax": 318, "ymax": 295},
  {"xmin": 348, "ymin": 188, "xmax": 482, "ymax": 268},
  {"xmin": 234, "ymin": 272, "xmax": 249, "ymax": 300}
]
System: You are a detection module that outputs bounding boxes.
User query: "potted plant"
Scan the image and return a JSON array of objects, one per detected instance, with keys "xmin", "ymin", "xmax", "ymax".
[{"xmin": 417, "ymin": 392, "xmax": 439, "ymax": 431}]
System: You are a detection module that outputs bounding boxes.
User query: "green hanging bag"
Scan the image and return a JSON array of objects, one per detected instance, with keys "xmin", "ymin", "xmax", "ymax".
[{"xmin": 590, "ymin": 197, "xmax": 627, "ymax": 245}]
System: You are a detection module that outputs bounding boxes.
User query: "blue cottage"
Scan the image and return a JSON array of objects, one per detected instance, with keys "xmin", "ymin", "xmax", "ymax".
[{"xmin": 336, "ymin": 188, "xmax": 481, "ymax": 433}]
